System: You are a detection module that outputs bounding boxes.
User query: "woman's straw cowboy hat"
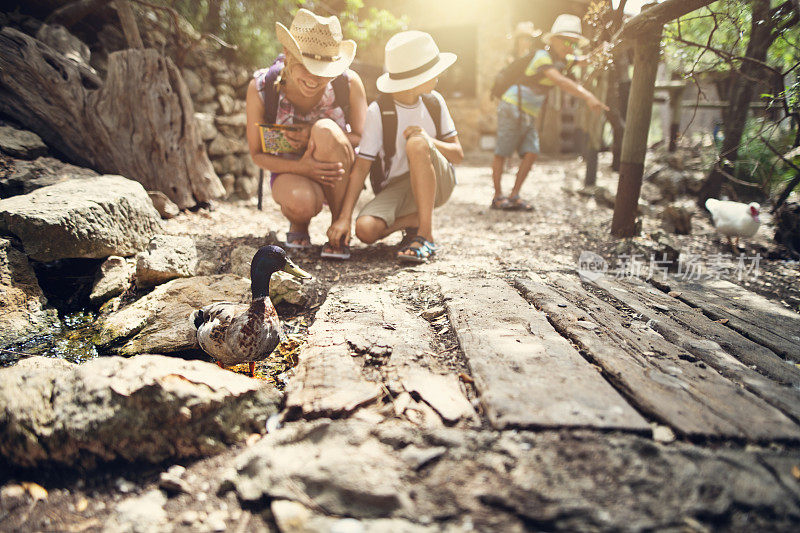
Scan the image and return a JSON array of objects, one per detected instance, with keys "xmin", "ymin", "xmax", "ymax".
[
  {"xmin": 507, "ymin": 21, "xmax": 542, "ymax": 40},
  {"xmin": 376, "ymin": 31, "xmax": 457, "ymax": 94},
  {"xmin": 276, "ymin": 8, "xmax": 356, "ymax": 78},
  {"xmin": 543, "ymin": 14, "xmax": 590, "ymax": 47}
]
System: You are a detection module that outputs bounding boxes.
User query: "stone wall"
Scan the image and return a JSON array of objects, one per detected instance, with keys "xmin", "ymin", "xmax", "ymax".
[{"xmin": 179, "ymin": 54, "xmax": 260, "ymax": 201}]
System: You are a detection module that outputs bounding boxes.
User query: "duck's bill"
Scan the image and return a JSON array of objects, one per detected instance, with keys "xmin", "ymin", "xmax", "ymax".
[{"xmin": 283, "ymin": 258, "xmax": 312, "ymax": 279}]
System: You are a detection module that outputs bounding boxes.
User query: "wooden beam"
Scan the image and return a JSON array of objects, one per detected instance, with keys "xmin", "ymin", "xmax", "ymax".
[
  {"xmin": 615, "ymin": 0, "xmax": 716, "ymax": 43},
  {"xmin": 611, "ymin": 12, "xmax": 662, "ymax": 237}
]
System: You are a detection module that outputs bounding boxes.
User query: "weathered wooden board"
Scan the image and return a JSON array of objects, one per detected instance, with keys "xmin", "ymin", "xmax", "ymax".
[
  {"xmin": 602, "ymin": 277, "xmax": 800, "ymax": 386},
  {"xmin": 286, "ymin": 283, "xmax": 475, "ymax": 425},
  {"xmin": 516, "ymin": 272, "xmax": 800, "ymax": 441},
  {"xmin": 595, "ymin": 275, "xmax": 800, "ymax": 423},
  {"xmin": 654, "ymin": 276, "xmax": 800, "ymax": 360},
  {"xmin": 440, "ymin": 277, "xmax": 649, "ymax": 432}
]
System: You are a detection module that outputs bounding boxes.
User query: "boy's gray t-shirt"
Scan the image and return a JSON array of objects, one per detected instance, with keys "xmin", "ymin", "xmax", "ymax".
[{"xmin": 357, "ymin": 90, "xmax": 457, "ymax": 187}]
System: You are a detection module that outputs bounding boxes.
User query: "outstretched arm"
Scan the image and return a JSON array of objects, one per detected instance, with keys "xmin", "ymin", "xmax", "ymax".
[{"xmin": 543, "ymin": 67, "xmax": 609, "ymax": 112}]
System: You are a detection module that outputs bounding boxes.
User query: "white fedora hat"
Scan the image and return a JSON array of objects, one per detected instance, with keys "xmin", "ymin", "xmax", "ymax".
[
  {"xmin": 543, "ymin": 14, "xmax": 589, "ymax": 47},
  {"xmin": 276, "ymin": 8, "xmax": 356, "ymax": 78},
  {"xmin": 376, "ymin": 31, "xmax": 457, "ymax": 94}
]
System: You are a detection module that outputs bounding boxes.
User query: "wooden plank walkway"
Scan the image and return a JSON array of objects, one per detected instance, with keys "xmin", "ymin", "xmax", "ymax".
[
  {"xmin": 440, "ymin": 277, "xmax": 650, "ymax": 432},
  {"xmin": 595, "ymin": 276, "xmax": 800, "ymax": 423},
  {"xmin": 290, "ymin": 269, "xmax": 800, "ymax": 443},
  {"xmin": 516, "ymin": 272, "xmax": 800, "ymax": 441},
  {"xmin": 285, "ymin": 282, "xmax": 476, "ymax": 426},
  {"xmin": 654, "ymin": 277, "xmax": 800, "ymax": 360}
]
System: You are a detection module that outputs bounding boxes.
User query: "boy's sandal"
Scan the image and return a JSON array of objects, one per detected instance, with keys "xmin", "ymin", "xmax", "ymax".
[
  {"xmin": 320, "ymin": 241, "xmax": 351, "ymax": 260},
  {"xmin": 397, "ymin": 236, "xmax": 436, "ymax": 264},
  {"xmin": 285, "ymin": 231, "xmax": 313, "ymax": 250},
  {"xmin": 504, "ymin": 195, "xmax": 535, "ymax": 211},
  {"xmin": 490, "ymin": 196, "xmax": 510, "ymax": 210},
  {"xmin": 397, "ymin": 227, "xmax": 419, "ymax": 249}
]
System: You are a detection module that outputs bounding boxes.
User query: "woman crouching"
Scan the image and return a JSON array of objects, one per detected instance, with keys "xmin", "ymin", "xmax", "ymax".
[{"xmin": 246, "ymin": 8, "xmax": 367, "ymax": 258}]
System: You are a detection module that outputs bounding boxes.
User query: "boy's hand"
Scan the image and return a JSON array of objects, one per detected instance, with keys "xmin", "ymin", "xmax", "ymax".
[
  {"xmin": 284, "ymin": 124, "xmax": 311, "ymax": 151},
  {"xmin": 327, "ymin": 217, "xmax": 351, "ymax": 246},
  {"xmin": 587, "ymin": 95, "xmax": 609, "ymax": 113},
  {"xmin": 297, "ymin": 139, "xmax": 344, "ymax": 186},
  {"xmin": 403, "ymin": 126, "xmax": 430, "ymax": 142}
]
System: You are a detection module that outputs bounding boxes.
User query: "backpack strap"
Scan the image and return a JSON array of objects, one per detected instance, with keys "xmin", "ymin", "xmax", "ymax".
[
  {"xmin": 257, "ymin": 54, "xmax": 285, "ymax": 124},
  {"xmin": 331, "ymin": 71, "xmax": 351, "ymax": 125},
  {"xmin": 368, "ymin": 93, "xmax": 397, "ymax": 194},
  {"xmin": 420, "ymin": 93, "xmax": 443, "ymax": 140}
]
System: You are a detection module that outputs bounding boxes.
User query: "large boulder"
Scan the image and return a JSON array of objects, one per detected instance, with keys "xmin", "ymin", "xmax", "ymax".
[
  {"xmin": 0, "ymin": 238, "xmax": 59, "ymax": 348},
  {"xmin": 0, "ymin": 157, "xmax": 98, "ymax": 198},
  {"xmin": 0, "ymin": 355, "xmax": 281, "ymax": 469},
  {"xmin": 0, "ymin": 175, "xmax": 163, "ymax": 261}
]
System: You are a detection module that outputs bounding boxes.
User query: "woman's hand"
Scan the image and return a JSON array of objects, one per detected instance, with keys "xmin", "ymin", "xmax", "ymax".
[
  {"xmin": 284, "ymin": 124, "xmax": 311, "ymax": 151},
  {"xmin": 327, "ymin": 217, "xmax": 351, "ymax": 247},
  {"xmin": 295, "ymin": 139, "xmax": 345, "ymax": 187}
]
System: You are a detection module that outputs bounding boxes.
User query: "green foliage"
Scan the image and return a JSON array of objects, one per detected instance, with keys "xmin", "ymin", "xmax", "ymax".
[
  {"xmin": 733, "ymin": 118, "xmax": 795, "ymax": 192},
  {"xmin": 154, "ymin": 0, "xmax": 404, "ymax": 68},
  {"xmin": 663, "ymin": 0, "xmax": 799, "ymax": 75}
]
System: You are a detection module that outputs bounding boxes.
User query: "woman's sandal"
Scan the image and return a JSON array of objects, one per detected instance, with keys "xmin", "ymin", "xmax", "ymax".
[
  {"xmin": 490, "ymin": 196, "xmax": 510, "ymax": 210},
  {"xmin": 397, "ymin": 236, "xmax": 437, "ymax": 264},
  {"xmin": 504, "ymin": 195, "xmax": 535, "ymax": 211},
  {"xmin": 285, "ymin": 230, "xmax": 313, "ymax": 250},
  {"xmin": 320, "ymin": 237, "xmax": 351, "ymax": 260}
]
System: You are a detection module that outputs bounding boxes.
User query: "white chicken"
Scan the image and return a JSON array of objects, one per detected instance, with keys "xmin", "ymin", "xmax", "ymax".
[{"xmin": 705, "ymin": 198, "xmax": 761, "ymax": 249}]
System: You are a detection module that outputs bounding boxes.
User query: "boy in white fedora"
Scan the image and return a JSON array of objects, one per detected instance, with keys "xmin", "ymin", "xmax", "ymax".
[
  {"xmin": 245, "ymin": 8, "xmax": 368, "ymax": 258},
  {"xmin": 491, "ymin": 14, "xmax": 608, "ymax": 211},
  {"xmin": 326, "ymin": 31, "xmax": 463, "ymax": 263}
]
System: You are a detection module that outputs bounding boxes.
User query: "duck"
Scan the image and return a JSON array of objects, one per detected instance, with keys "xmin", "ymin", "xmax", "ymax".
[
  {"xmin": 705, "ymin": 198, "xmax": 761, "ymax": 249},
  {"xmin": 191, "ymin": 245, "xmax": 311, "ymax": 377}
]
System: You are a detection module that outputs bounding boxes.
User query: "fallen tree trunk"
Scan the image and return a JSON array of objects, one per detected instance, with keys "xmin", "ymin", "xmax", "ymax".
[{"xmin": 0, "ymin": 27, "xmax": 223, "ymax": 209}]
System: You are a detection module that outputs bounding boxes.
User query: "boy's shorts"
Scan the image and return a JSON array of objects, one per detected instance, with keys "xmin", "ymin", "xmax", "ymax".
[
  {"xmin": 358, "ymin": 137, "xmax": 455, "ymax": 228},
  {"xmin": 494, "ymin": 99, "xmax": 541, "ymax": 158}
]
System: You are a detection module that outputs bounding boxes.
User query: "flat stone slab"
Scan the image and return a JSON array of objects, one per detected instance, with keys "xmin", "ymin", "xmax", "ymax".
[
  {"xmin": 96, "ymin": 274, "xmax": 250, "ymax": 355},
  {"xmin": 0, "ymin": 355, "xmax": 280, "ymax": 468},
  {"xmin": 440, "ymin": 276, "xmax": 649, "ymax": 432}
]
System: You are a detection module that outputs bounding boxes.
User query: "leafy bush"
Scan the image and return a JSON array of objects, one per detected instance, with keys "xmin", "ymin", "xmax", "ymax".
[{"xmin": 157, "ymin": 0, "xmax": 404, "ymax": 68}]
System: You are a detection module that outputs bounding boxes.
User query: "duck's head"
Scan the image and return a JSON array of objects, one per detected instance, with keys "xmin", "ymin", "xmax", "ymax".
[{"xmin": 251, "ymin": 245, "xmax": 311, "ymax": 299}]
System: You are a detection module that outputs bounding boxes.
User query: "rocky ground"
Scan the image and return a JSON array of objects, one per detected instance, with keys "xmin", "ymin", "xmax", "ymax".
[{"xmin": 2, "ymin": 150, "xmax": 800, "ymax": 532}]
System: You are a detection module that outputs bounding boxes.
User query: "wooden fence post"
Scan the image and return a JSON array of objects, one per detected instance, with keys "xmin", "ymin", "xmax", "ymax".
[
  {"xmin": 584, "ymin": 71, "xmax": 608, "ymax": 187},
  {"xmin": 610, "ymin": 11, "xmax": 662, "ymax": 238}
]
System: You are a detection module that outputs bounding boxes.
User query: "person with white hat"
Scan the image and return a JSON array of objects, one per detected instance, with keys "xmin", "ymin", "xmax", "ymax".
[
  {"xmin": 245, "ymin": 8, "xmax": 368, "ymax": 258},
  {"xmin": 491, "ymin": 13, "xmax": 608, "ymax": 211},
  {"xmin": 326, "ymin": 30, "xmax": 463, "ymax": 264}
]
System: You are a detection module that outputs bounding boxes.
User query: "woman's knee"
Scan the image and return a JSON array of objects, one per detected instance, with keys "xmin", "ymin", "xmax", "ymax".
[
  {"xmin": 275, "ymin": 186, "xmax": 322, "ymax": 221},
  {"xmin": 355, "ymin": 216, "xmax": 385, "ymax": 244},
  {"xmin": 311, "ymin": 119, "xmax": 347, "ymax": 147}
]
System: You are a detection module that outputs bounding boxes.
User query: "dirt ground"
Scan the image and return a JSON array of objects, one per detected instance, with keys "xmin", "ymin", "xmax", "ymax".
[
  {"xmin": 167, "ymin": 150, "xmax": 800, "ymax": 314},
  {"xmin": 2, "ymin": 151, "xmax": 800, "ymax": 532}
]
